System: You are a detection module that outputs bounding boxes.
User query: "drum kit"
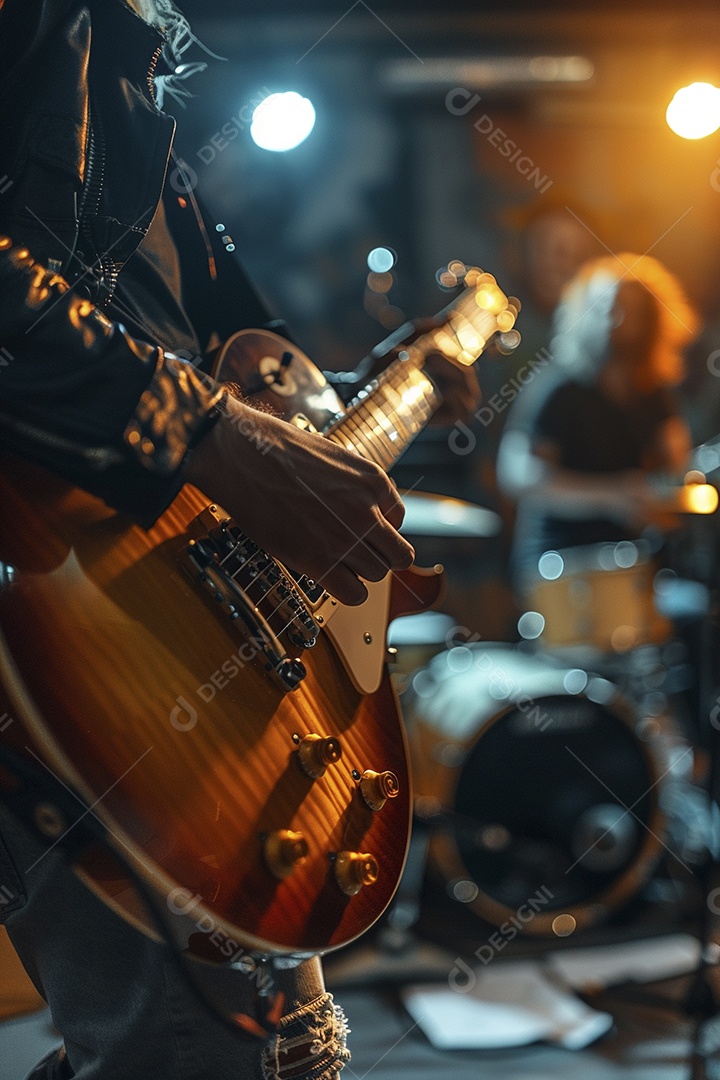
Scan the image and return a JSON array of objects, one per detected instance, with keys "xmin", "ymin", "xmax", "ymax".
[{"xmin": 395, "ymin": 479, "xmax": 720, "ymax": 947}]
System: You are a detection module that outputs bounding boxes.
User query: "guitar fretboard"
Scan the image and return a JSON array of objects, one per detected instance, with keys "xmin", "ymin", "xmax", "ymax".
[
  {"xmin": 324, "ymin": 268, "xmax": 518, "ymax": 468},
  {"xmin": 324, "ymin": 357, "xmax": 438, "ymax": 469}
]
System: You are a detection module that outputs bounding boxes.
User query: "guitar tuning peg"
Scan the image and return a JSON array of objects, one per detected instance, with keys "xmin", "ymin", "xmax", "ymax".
[
  {"xmin": 496, "ymin": 330, "xmax": 522, "ymax": 354},
  {"xmin": 496, "ymin": 309, "xmax": 517, "ymax": 332},
  {"xmin": 436, "ymin": 260, "xmax": 476, "ymax": 291},
  {"xmin": 436, "ymin": 268, "xmax": 459, "ymax": 290}
]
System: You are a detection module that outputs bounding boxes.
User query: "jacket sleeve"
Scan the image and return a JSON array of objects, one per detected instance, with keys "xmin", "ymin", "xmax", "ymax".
[{"xmin": 0, "ymin": 236, "xmax": 225, "ymax": 527}]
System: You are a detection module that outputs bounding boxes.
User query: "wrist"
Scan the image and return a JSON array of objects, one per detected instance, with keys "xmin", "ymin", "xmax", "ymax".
[{"xmin": 181, "ymin": 387, "xmax": 231, "ymax": 491}]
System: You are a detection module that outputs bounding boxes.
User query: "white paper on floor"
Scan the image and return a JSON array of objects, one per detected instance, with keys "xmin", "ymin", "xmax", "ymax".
[{"xmin": 402, "ymin": 962, "xmax": 613, "ymax": 1051}]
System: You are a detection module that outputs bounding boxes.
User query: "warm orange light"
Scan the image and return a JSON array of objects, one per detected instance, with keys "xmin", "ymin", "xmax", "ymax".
[
  {"xmin": 666, "ymin": 82, "xmax": 720, "ymax": 140},
  {"xmin": 679, "ymin": 483, "xmax": 719, "ymax": 514}
]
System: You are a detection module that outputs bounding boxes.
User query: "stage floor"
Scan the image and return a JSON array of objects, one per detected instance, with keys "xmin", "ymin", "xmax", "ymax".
[{"xmin": 2, "ymin": 945, "xmax": 719, "ymax": 1080}]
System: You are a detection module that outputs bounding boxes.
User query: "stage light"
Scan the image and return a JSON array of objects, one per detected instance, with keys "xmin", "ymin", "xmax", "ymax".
[
  {"xmin": 679, "ymin": 482, "xmax": 719, "ymax": 514},
  {"xmin": 250, "ymin": 92, "xmax": 316, "ymax": 152},
  {"xmin": 367, "ymin": 247, "xmax": 396, "ymax": 272},
  {"xmin": 666, "ymin": 82, "xmax": 720, "ymax": 140}
]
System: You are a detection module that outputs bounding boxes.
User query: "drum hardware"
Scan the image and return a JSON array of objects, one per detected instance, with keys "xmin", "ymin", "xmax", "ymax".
[
  {"xmin": 385, "ymin": 490, "xmax": 505, "ymax": 675},
  {"xmin": 634, "ymin": 481, "xmax": 720, "ymax": 1080}
]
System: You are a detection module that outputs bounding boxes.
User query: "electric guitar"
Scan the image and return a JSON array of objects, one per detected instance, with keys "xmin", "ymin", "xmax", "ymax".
[{"xmin": 0, "ymin": 270, "xmax": 518, "ymax": 957}]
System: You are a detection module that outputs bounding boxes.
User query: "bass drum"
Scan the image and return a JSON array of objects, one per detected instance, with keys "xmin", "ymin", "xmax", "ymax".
[{"xmin": 403, "ymin": 643, "xmax": 669, "ymax": 935}]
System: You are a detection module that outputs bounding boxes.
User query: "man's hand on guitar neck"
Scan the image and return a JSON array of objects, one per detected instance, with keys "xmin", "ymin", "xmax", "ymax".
[
  {"xmin": 411, "ymin": 317, "xmax": 483, "ymax": 427},
  {"xmin": 183, "ymin": 393, "xmax": 415, "ymax": 606},
  {"xmin": 423, "ymin": 352, "xmax": 482, "ymax": 426}
]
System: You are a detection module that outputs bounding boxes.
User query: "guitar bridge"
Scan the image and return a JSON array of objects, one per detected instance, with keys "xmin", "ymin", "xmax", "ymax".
[{"xmin": 182, "ymin": 505, "xmax": 319, "ymax": 691}]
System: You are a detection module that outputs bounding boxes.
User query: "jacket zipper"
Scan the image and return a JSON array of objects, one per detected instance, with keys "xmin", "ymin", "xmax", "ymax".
[
  {"xmin": 147, "ymin": 44, "xmax": 162, "ymax": 105},
  {"xmin": 77, "ymin": 100, "xmax": 116, "ymax": 305},
  {"xmin": 75, "ymin": 44, "xmax": 163, "ymax": 305}
]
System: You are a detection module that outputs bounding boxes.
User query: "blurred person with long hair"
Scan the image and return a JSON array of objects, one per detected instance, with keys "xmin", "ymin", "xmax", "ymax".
[{"xmin": 497, "ymin": 254, "xmax": 699, "ymax": 586}]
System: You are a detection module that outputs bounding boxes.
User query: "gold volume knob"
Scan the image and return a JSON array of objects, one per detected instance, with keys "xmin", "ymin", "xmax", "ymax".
[
  {"xmin": 297, "ymin": 733, "xmax": 342, "ymax": 778},
  {"xmin": 264, "ymin": 829, "xmax": 308, "ymax": 880},
  {"xmin": 334, "ymin": 851, "xmax": 379, "ymax": 896},
  {"xmin": 359, "ymin": 769, "xmax": 400, "ymax": 811}
]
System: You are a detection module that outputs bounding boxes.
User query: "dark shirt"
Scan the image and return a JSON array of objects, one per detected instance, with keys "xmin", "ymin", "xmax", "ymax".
[
  {"xmin": 108, "ymin": 197, "xmax": 202, "ymax": 361},
  {"xmin": 513, "ymin": 378, "xmax": 676, "ymax": 576}
]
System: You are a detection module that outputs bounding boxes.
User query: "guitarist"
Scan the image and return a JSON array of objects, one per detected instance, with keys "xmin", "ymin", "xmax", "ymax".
[{"xmin": 0, "ymin": 2, "xmax": 479, "ymax": 1079}]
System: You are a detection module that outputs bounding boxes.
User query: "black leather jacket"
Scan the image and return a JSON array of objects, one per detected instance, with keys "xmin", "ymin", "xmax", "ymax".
[{"xmin": 0, "ymin": 0, "xmax": 269, "ymax": 526}]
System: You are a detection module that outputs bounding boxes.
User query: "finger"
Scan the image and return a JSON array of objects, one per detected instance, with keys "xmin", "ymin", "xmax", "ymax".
[
  {"xmin": 339, "ymin": 524, "xmax": 413, "ymax": 580},
  {"xmin": 381, "ymin": 494, "xmax": 406, "ymax": 531},
  {"xmin": 366, "ymin": 524, "xmax": 415, "ymax": 572},
  {"xmin": 317, "ymin": 563, "xmax": 369, "ymax": 607},
  {"xmin": 340, "ymin": 543, "xmax": 393, "ymax": 584}
]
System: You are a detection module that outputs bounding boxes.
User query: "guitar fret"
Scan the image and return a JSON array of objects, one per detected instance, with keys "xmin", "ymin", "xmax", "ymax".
[
  {"xmin": 326, "ymin": 428, "xmax": 369, "ymax": 459},
  {"xmin": 382, "ymin": 371, "xmax": 437, "ymax": 434},
  {"xmin": 329, "ymin": 365, "xmax": 439, "ymax": 470},
  {"xmin": 363, "ymin": 399, "xmax": 402, "ymax": 466},
  {"xmin": 350, "ymin": 404, "xmax": 397, "ymax": 469},
  {"xmin": 383, "ymin": 374, "xmax": 433, "ymax": 437},
  {"xmin": 347, "ymin": 395, "xmax": 397, "ymax": 466},
  {"xmin": 341, "ymin": 410, "xmax": 388, "ymax": 466},
  {"xmin": 380, "ymin": 382, "xmax": 416, "ymax": 441},
  {"xmin": 369, "ymin": 395, "xmax": 410, "ymax": 462}
]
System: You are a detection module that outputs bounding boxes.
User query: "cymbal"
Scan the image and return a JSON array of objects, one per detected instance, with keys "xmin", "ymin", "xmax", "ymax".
[{"xmin": 399, "ymin": 491, "xmax": 501, "ymax": 538}]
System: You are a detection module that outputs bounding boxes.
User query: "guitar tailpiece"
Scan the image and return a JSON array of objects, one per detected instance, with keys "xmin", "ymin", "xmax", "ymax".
[{"xmin": 261, "ymin": 993, "xmax": 351, "ymax": 1080}]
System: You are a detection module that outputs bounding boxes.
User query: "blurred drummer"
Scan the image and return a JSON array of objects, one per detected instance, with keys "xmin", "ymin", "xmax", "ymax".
[{"xmin": 497, "ymin": 254, "xmax": 699, "ymax": 587}]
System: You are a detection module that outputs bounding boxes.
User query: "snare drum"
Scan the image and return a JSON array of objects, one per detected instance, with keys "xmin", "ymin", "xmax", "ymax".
[
  {"xmin": 522, "ymin": 542, "xmax": 671, "ymax": 652},
  {"xmin": 404, "ymin": 643, "xmax": 666, "ymax": 935}
]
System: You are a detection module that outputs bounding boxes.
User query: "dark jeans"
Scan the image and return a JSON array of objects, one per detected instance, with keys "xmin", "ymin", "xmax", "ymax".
[{"xmin": 0, "ymin": 806, "xmax": 349, "ymax": 1080}]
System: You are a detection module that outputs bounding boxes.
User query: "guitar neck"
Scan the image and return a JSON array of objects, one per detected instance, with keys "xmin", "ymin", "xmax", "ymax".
[
  {"xmin": 324, "ymin": 352, "xmax": 438, "ymax": 469},
  {"xmin": 323, "ymin": 269, "xmax": 518, "ymax": 469}
]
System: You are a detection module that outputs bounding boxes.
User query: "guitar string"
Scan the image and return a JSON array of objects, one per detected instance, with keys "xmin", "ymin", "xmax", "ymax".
[
  {"xmin": 229, "ymin": 326, "xmax": 458, "ymax": 588},
  {"xmin": 205, "ymin": 505, "xmax": 326, "ymax": 640},
  {"xmin": 307, "ymin": 293, "xmax": 493, "ymax": 472},
  {"xmin": 327, "ymin": 421, "xmax": 386, "ymax": 468},
  {"xmin": 330, "ymin": 349, "xmax": 424, "ymax": 442},
  {"xmin": 343, "ymin": 329, "xmax": 455, "ymax": 437},
  {"xmin": 358, "ymin": 398, "xmax": 404, "ymax": 468},
  {"xmin": 343, "ymin": 411, "xmax": 394, "ymax": 469},
  {"xmin": 239, "ymin": 561, "xmax": 311, "ymax": 631},
  {"xmin": 334, "ymin": 408, "xmax": 387, "ymax": 467},
  {"xmin": 215, "ymin": 537, "xmax": 311, "ymax": 638},
  {"xmin": 377, "ymin": 372, "xmax": 437, "ymax": 442}
]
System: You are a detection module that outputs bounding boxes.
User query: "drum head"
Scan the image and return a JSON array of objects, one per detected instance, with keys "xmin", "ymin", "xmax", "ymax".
[{"xmin": 408, "ymin": 645, "xmax": 665, "ymax": 935}]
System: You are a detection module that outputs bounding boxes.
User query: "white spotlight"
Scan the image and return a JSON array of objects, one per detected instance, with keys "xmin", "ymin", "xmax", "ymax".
[
  {"xmin": 666, "ymin": 82, "xmax": 720, "ymax": 140},
  {"xmin": 250, "ymin": 91, "xmax": 316, "ymax": 152}
]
